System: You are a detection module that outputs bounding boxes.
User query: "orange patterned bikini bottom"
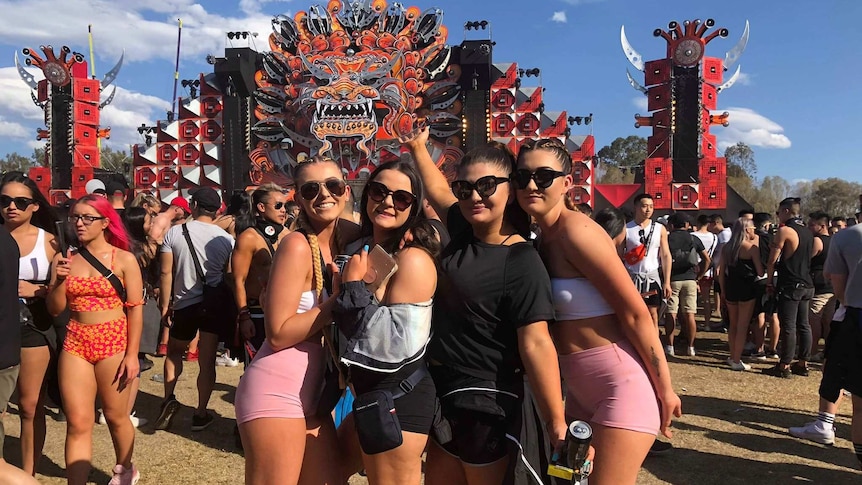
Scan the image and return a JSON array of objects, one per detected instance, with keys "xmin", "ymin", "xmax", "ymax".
[{"xmin": 63, "ymin": 317, "xmax": 128, "ymax": 364}]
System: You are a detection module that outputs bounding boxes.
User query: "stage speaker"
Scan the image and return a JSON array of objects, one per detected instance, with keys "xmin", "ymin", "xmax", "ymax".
[
  {"xmin": 456, "ymin": 40, "xmax": 493, "ymax": 92},
  {"xmin": 214, "ymin": 48, "xmax": 261, "ymax": 98}
]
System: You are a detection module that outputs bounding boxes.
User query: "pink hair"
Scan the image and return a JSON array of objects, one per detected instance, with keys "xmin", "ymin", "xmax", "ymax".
[{"xmin": 76, "ymin": 195, "xmax": 130, "ymax": 251}]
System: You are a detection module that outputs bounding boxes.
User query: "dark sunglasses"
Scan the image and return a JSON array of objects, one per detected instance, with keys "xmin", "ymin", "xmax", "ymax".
[
  {"xmin": 638, "ymin": 229, "xmax": 646, "ymax": 244},
  {"xmin": 271, "ymin": 202, "xmax": 285, "ymax": 210},
  {"xmin": 68, "ymin": 214, "xmax": 107, "ymax": 226},
  {"xmin": 450, "ymin": 176, "xmax": 510, "ymax": 201},
  {"xmin": 0, "ymin": 195, "xmax": 36, "ymax": 210},
  {"xmin": 298, "ymin": 178, "xmax": 347, "ymax": 201},
  {"xmin": 367, "ymin": 181, "xmax": 416, "ymax": 211},
  {"xmin": 512, "ymin": 168, "xmax": 567, "ymax": 190}
]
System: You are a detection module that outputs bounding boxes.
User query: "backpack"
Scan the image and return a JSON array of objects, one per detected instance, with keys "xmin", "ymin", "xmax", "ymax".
[{"xmin": 670, "ymin": 233, "xmax": 700, "ymax": 271}]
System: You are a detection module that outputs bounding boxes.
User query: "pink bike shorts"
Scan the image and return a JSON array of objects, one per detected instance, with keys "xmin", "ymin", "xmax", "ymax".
[{"xmin": 560, "ymin": 339, "xmax": 660, "ymax": 436}]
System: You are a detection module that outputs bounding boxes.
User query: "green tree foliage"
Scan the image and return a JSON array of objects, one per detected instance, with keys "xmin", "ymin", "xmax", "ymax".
[
  {"xmin": 0, "ymin": 152, "xmax": 35, "ymax": 173},
  {"xmin": 794, "ymin": 178, "xmax": 862, "ymax": 217},
  {"xmin": 100, "ymin": 146, "xmax": 133, "ymax": 182},
  {"xmin": 595, "ymin": 165, "xmax": 636, "ymax": 184},
  {"xmin": 724, "ymin": 142, "xmax": 757, "ymax": 179},
  {"xmin": 597, "ymin": 136, "xmax": 647, "ymax": 168}
]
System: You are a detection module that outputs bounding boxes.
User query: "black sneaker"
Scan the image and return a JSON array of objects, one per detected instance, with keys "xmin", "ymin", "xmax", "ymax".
[
  {"xmin": 154, "ymin": 397, "xmax": 180, "ymax": 430},
  {"xmin": 138, "ymin": 355, "xmax": 154, "ymax": 373},
  {"xmin": 762, "ymin": 365, "xmax": 791, "ymax": 378},
  {"xmin": 191, "ymin": 412, "xmax": 214, "ymax": 431},
  {"xmin": 648, "ymin": 440, "xmax": 673, "ymax": 456},
  {"xmin": 791, "ymin": 363, "xmax": 810, "ymax": 376}
]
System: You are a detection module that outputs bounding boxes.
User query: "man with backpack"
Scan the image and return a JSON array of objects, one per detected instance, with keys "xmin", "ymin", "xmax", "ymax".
[{"xmin": 664, "ymin": 213, "xmax": 711, "ymax": 356}]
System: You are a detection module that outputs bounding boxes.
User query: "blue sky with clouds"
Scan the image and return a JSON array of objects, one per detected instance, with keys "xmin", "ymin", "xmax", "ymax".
[{"xmin": 0, "ymin": 0, "xmax": 858, "ymax": 183}]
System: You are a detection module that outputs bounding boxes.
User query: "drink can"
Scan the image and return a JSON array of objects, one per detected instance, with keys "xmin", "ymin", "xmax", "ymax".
[
  {"xmin": 566, "ymin": 420, "xmax": 592, "ymax": 473},
  {"xmin": 334, "ymin": 254, "xmax": 350, "ymax": 274}
]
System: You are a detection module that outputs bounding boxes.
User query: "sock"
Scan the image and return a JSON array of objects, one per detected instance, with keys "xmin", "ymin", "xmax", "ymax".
[
  {"xmin": 854, "ymin": 443, "xmax": 862, "ymax": 468},
  {"xmin": 817, "ymin": 412, "xmax": 835, "ymax": 427}
]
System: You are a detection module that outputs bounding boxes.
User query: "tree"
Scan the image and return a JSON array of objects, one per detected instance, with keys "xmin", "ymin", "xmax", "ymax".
[
  {"xmin": 805, "ymin": 178, "xmax": 862, "ymax": 217},
  {"xmin": 724, "ymin": 142, "xmax": 757, "ymax": 180},
  {"xmin": 0, "ymin": 152, "xmax": 35, "ymax": 174},
  {"xmin": 100, "ymin": 146, "xmax": 133, "ymax": 182},
  {"xmin": 597, "ymin": 136, "xmax": 647, "ymax": 168},
  {"xmin": 750, "ymin": 175, "xmax": 791, "ymax": 213},
  {"xmin": 595, "ymin": 164, "xmax": 636, "ymax": 184}
]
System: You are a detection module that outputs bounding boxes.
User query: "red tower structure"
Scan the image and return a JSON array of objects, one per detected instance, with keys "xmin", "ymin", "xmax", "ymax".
[{"xmin": 622, "ymin": 19, "xmax": 748, "ymax": 210}]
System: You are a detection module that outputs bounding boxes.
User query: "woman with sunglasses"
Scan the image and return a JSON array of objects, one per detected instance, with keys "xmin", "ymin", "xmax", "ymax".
[
  {"xmin": 403, "ymin": 128, "xmax": 567, "ymax": 485},
  {"xmin": 235, "ymin": 156, "xmax": 358, "ymax": 485},
  {"xmin": 514, "ymin": 139, "xmax": 681, "ymax": 484},
  {"xmin": 46, "ymin": 195, "xmax": 144, "ymax": 485},
  {"xmin": 330, "ymin": 160, "xmax": 439, "ymax": 484},
  {"xmin": 0, "ymin": 173, "xmax": 61, "ymax": 476}
]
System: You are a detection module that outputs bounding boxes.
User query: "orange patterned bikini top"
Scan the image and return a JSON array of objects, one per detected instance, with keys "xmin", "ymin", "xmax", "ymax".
[{"xmin": 66, "ymin": 250, "xmax": 124, "ymax": 312}]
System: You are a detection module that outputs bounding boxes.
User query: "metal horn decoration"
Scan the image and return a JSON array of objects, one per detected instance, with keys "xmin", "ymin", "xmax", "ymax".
[
  {"xmin": 620, "ymin": 25, "xmax": 645, "ymax": 71},
  {"xmin": 723, "ymin": 20, "xmax": 749, "ymax": 71},
  {"xmin": 717, "ymin": 65, "xmax": 741, "ymax": 92},
  {"xmin": 101, "ymin": 49, "xmax": 125, "ymax": 87},
  {"xmin": 626, "ymin": 68, "xmax": 648, "ymax": 94},
  {"xmin": 99, "ymin": 85, "xmax": 117, "ymax": 109},
  {"xmin": 15, "ymin": 52, "xmax": 38, "ymax": 89}
]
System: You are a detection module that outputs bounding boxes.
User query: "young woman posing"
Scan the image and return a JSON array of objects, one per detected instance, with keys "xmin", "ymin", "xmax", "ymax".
[
  {"xmin": 0, "ymin": 174, "xmax": 60, "ymax": 476},
  {"xmin": 332, "ymin": 161, "xmax": 439, "ymax": 485},
  {"xmin": 47, "ymin": 195, "xmax": 144, "ymax": 485},
  {"xmin": 717, "ymin": 218, "xmax": 764, "ymax": 371},
  {"xmin": 404, "ymin": 128, "xmax": 567, "ymax": 485},
  {"xmin": 514, "ymin": 138, "xmax": 682, "ymax": 485},
  {"xmin": 235, "ymin": 156, "xmax": 358, "ymax": 485}
]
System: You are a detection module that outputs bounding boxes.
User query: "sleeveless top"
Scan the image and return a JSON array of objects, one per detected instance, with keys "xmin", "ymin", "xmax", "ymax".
[
  {"xmin": 625, "ymin": 220, "xmax": 661, "ymax": 274},
  {"xmin": 777, "ymin": 219, "xmax": 814, "ymax": 290},
  {"xmin": 810, "ymin": 234, "xmax": 833, "ymax": 294},
  {"xmin": 66, "ymin": 250, "xmax": 124, "ymax": 312},
  {"xmin": 19, "ymin": 228, "xmax": 50, "ymax": 283}
]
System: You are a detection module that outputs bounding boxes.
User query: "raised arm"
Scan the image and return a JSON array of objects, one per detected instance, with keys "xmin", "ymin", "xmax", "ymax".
[{"xmin": 401, "ymin": 127, "xmax": 457, "ymax": 225}]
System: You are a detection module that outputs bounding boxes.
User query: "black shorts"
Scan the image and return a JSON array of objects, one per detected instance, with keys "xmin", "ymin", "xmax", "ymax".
[
  {"xmin": 819, "ymin": 309, "xmax": 862, "ymax": 403},
  {"xmin": 170, "ymin": 302, "xmax": 230, "ymax": 342},
  {"xmin": 725, "ymin": 279, "xmax": 757, "ymax": 303},
  {"xmin": 643, "ymin": 281, "xmax": 662, "ymax": 308},
  {"xmin": 350, "ymin": 361, "xmax": 436, "ymax": 435}
]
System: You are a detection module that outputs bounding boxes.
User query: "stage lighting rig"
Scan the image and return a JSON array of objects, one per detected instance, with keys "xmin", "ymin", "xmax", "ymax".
[
  {"xmin": 181, "ymin": 79, "xmax": 201, "ymax": 98},
  {"xmin": 567, "ymin": 113, "xmax": 593, "ymax": 126}
]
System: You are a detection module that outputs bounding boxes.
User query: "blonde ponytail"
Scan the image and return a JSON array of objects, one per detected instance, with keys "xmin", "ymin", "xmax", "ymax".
[{"xmin": 295, "ymin": 211, "xmax": 324, "ymax": 299}]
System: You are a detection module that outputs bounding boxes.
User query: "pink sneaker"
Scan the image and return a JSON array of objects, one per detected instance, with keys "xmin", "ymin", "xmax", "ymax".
[{"xmin": 108, "ymin": 463, "xmax": 140, "ymax": 485}]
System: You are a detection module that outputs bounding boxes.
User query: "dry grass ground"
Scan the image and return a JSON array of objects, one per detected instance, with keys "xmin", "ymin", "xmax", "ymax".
[{"xmin": 2, "ymin": 329, "xmax": 861, "ymax": 484}]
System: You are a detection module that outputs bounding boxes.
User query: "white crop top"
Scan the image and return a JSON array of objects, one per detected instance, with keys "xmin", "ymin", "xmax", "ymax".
[
  {"xmin": 551, "ymin": 277, "xmax": 615, "ymax": 320},
  {"xmin": 19, "ymin": 228, "xmax": 50, "ymax": 282}
]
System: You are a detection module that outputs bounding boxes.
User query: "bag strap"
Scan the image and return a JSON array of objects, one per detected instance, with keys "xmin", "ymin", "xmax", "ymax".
[
  {"xmin": 253, "ymin": 227, "xmax": 277, "ymax": 257},
  {"xmin": 78, "ymin": 248, "xmax": 126, "ymax": 303},
  {"xmin": 391, "ymin": 364, "xmax": 429, "ymax": 400},
  {"xmin": 181, "ymin": 223, "xmax": 206, "ymax": 282}
]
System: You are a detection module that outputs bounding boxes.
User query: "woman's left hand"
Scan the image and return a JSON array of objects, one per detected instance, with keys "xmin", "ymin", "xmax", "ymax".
[
  {"xmin": 115, "ymin": 354, "xmax": 140, "ymax": 391},
  {"xmin": 18, "ymin": 280, "xmax": 41, "ymax": 298},
  {"xmin": 342, "ymin": 246, "xmax": 369, "ymax": 283}
]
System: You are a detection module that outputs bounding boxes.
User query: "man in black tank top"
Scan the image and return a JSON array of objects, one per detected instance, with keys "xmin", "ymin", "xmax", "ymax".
[
  {"xmin": 764, "ymin": 198, "xmax": 816, "ymax": 378},
  {"xmin": 807, "ymin": 211, "xmax": 837, "ymax": 360}
]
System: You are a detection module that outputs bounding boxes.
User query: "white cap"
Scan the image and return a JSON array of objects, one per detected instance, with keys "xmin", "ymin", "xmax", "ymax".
[{"xmin": 85, "ymin": 179, "xmax": 106, "ymax": 194}]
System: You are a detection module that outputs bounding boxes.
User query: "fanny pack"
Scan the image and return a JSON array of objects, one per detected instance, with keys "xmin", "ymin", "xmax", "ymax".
[{"xmin": 353, "ymin": 365, "xmax": 428, "ymax": 455}]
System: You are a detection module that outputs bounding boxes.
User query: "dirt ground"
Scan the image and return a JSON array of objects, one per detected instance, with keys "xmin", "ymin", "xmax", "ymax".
[{"xmin": 2, "ymin": 329, "xmax": 861, "ymax": 484}]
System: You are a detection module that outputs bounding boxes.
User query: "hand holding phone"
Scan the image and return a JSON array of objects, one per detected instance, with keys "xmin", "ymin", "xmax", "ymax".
[{"xmin": 364, "ymin": 245, "xmax": 398, "ymax": 294}]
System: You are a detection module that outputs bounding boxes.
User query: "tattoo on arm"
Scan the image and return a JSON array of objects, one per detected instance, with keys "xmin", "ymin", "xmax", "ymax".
[{"xmin": 650, "ymin": 347, "xmax": 660, "ymax": 377}]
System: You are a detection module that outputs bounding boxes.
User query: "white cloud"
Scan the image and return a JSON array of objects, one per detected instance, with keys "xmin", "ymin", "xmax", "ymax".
[
  {"xmin": 0, "ymin": 117, "xmax": 28, "ymax": 139},
  {"xmin": 632, "ymin": 96, "xmax": 648, "ymax": 113},
  {"xmin": 735, "ymin": 71, "xmax": 752, "ymax": 86},
  {"xmin": 715, "ymin": 107, "xmax": 791, "ymax": 150},
  {"xmin": 551, "ymin": 11, "xmax": 568, "ymax": 23},
  {"xmin": 0, "ymin": 1, "xmax": 281, "ymax": 64}
]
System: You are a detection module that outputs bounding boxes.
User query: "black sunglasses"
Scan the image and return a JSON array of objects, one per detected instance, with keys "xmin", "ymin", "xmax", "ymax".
[
  {"xmin": 639, "ymin": 228, "xmax": 646, "ymax": 244},
  {"xmin": 0, "ymin": 195, "xmax": 36, "ymax": 210},
  {"xmin": 271, "ymin": 202, "xmax": 285, "ymax": 210},
  {"xmin": 512, "ymin": 168, "xmax": 567, "ymax": 190},
  {"xmin": 450, "ymin": 176, "xmax": 510, "ymax": 201},
  {"xmin": 366, "ymin": 181, "xmax": 416, "ymax": 211},
  {"xmin": 68, "ymin": 214, "xmax": 107, "ymax": 226},
  {"xmin": 298, "ymin": 178, "xmax": 347, "ymax": 201}
]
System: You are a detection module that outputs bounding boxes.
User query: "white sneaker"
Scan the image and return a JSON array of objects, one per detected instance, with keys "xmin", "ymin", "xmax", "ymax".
[
  {"xmin": 686, "ymin": 347, "xmax": 696, "ymax": 357},
  {"xmin": 216, "ymin": 354, "xmax": 240, "ymax": 367},
  {"xmin": 729, "ymin": 360, "xmax": 751, "ymax": 371},
  {"xmin": 789, "ymin": 420, "xmax": 835, "ymax": 445},
  {"xmin": 665, "ymin": 345, "xmax": 675, "ymax": 356},
  {"xmin": 130, "ymin": 412, "xmax": 148, "ymax": 428},
  {"xmin": 97, "ymin": 409, "xmax": 107, "ymax": 425}
]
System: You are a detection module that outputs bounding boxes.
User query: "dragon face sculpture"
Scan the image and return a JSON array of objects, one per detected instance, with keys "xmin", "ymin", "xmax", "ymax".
[{"xmin": 252, "ymin": 0, "xmax": 463, "ymax": 183}]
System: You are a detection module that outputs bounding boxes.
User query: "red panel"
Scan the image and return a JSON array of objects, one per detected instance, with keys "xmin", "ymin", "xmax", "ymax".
[
  {"xmin": 157, "ymin": 167, "xmax": 179, "ymax": 188},
  {"xmin": 200, "ymin": 120, "xmax": 222, "ymax": 142},
  {"xmin": 571, "ymin": 161, "xmax": 592, "ymax": 185},
  {"xmin": 699, "ymin": 183, "xmax": 726, "ymax": 209},
  {"xmin": 73, "ymin": 101, "xmax": 99, "ymax": 126},
  {"xmin": 71, "ymin": 60, "xmax": 88, "ymax": 79},
  {"xmin": 699, "ymin": 157, "xmax": 727, "ymax": 183},
  {"xmin": 134, "ymin": 166, "xmax": 157, "ymax": 189},
  {"xmin": 702, "ymin": 57, "xmax": 723, "ymax": 85},
  {"xmin": 491, "ymin": 63, "xmax": 518, "ymax": 90},
  {"xmin": 491, "ymin": 89, "xmax": 515, "ymax": 113},
  {"xmin": 28, "ymin": 167, "xmax": 51, "ymax": 195},
  {"xmin": 701, "ymin": 83, "xmax": 717, "ymax": 111},
  {"xmin": 50, "ymin": 190, "xmax": 72, "ymax": 206},
  {"xmin": 700, "ymin": 134, "xmax": 718, "ymax": 160},
  {"xmin": 568, "ymin": 186, "xmax": 591, "ymax": 205},
  {"xmin": 74, "ymin": 125, "xmax": 98, "ymax": 145},
  {"xmin": 492, "ymin": 114, "xmax": 515, "ymax": 137},
  {"xmin": 578, "ymin": 135, "xmax": 596, "ymax": 159},
  {"xmin": 650, "ymin": 109, "xmax": 671, "ymax": 130},
  {"xmin": 672, "ymin": 183, "xmax": 699, "ymax": 210},
  {"xmin": 516, "ymin": 113, "xmax": 540, "ymax": 136},
  {"xmin": 644, "ymin": 179, "xmax": 671, "ymax": 209},
  {"xmin": 200, "ymin": 96, "xmax": 222, "ymax": 118},
  {"xmin": 71, "ymin": 167, "xmax": 94, "ymax": 188},
  {"xmin": 179, "ymin": 144, "xmax": 200, "ymax": 164},
  {"xmin": 644, "ymin": 59, "xmax": 672, "ymax": 87},
  {"xmin": 595, "ymin": 184, "xmax": 641, "ymax": 208},
  {"xmin": 73, "ymin": 78, "xmax": 101, "ymax": 103},
  {"xmin": 179, "ymin": 120, "xmax": 200, "ymax": 142},
  {"xmin": 73, "ymin": 145, "xmax": 100, "ymax": 167},
  {"xmin": 37, "ymin": 80, "xmax": 49, "ymax": 102},
  {"xmin": 647, "ymin": 135, "xmax": 670, "ymax": 159},
  {"xmin": 157, "ymin": 144, "xmax": 178, "ymax": 164},
  {"xmin": 515, "ymin": 88, "xmax": 542, "ymax": 113},
  {"xmin": 647, "ymin": 83, "xmax": 672, "ymax": 112},
  {"xmin": 645, "ymin": 158, "xmax": 673, "ymax": 184}
]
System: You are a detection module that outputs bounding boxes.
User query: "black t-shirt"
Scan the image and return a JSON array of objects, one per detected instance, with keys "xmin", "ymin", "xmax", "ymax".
[
  {"xmin": 0, "ymin": 226, "xmax": 21, "ymax": 369},
  {"xmin": 668, "ymin": 230, "xmax": 705, "ymax": 282},
  {"xmin": 428, "ymin": 205, "xmax": 555, "ymax": 383}
]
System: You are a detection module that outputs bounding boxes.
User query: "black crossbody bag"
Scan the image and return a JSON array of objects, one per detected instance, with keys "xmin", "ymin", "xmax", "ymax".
[
  {"xmin": 78, "ymin": 248, "xmax": 127, "ymax": 303},
  {"xmin": 181, "ymin": 224, "xmax": 237, "ymax": 337},
  {"xmin": 353, "ymin": 365, "xmax": 428, "ymax": 455}
]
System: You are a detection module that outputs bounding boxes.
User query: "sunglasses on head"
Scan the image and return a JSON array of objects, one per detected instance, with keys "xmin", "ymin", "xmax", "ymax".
[
  {"xmin": 0, "ymin": 195, "xmax": 35, "ymax": 210},
  {"xmin": 298, "ymin": 178, "xmax": 347, "ymax": 201},
  {"xmin": 450, "ymin": 175, "xmax": 510, "ymax": 201},
  {"xmin": 512, "ymin": 168, "xmax": 567, "ymax": 190},
  {"xmin": 366, "ymin": 181, "xmax": 416, "ymax": 211}
]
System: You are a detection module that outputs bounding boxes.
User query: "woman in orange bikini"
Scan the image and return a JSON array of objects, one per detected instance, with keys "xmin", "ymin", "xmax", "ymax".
[{"xmin": 47, "ymin": 195, "xmax": 144, "ymax": 485}]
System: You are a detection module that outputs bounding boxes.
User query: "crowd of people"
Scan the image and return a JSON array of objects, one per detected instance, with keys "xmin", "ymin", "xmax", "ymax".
[{"xmin": 0, "ymin": 128, "xmax": 860, "ymax": 485}]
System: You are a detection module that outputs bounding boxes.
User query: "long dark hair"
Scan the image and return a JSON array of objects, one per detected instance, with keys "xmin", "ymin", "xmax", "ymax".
[
  {"xmin": 0, "ymin": 172, "xmax": 59, "ymax": 234},
  {"xmin": 458, "ymin": 142, "xmax": 531, "ymax": 238},
  {"xmin": 594, "ymin": 208, "xmax": 626, "ymax": 240},
  {"xmin": 225, "ymin": 190, "xmax": 255, "ymax": 235},
  {"xmin": 359, "ymin": 160, "xmax": 440, "ymax": 258}
]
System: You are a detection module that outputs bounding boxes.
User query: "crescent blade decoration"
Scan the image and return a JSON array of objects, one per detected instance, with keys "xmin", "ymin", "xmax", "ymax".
[
  {"xmin": 723, "ymin": 20, "xmax": 749, "ymax": 70},
  {"xmin": 101, "ymin": 49, "xmax": 125, "ymax": 87},
  {"xmin": 15, "ymin": 52, "xmax": 38, "ymax": 89},
  {"xmin": 626, "ymin": 68, "xmax": 648, "ymax": 94},
  {"xmin": 716, "ymin": 65, "xmax": 741, "ymax": 92},
  {"xmin": 620, "ymin": 25, "xmax": 645, "ymax": 72},
  {"xmin": 99, "ymin": 85, "xmax": 117, "ymax": 109}
]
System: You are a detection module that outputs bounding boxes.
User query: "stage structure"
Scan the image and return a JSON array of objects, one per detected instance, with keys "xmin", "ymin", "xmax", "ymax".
[
  {"xmin": 14, "ymin": 46, "xmax": 122, "ymax": 204},
  {"xmin": 621, "ymin": 18, "xmax": 748, "ymax": 210}
]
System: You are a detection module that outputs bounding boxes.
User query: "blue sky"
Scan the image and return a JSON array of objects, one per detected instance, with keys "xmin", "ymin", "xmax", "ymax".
[{"xmin": 0, "ymin": 0, "xmax": 859, "ymax": 184}]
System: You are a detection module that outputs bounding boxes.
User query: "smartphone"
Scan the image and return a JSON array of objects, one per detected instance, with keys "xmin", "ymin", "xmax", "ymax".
[
  {"xmin": 363, "ymin": 245, "xmax": 398, "ymax": 294},
  {"xmin": 54, "ymin": 221, "xmax": 68, "ymax": 257}
]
